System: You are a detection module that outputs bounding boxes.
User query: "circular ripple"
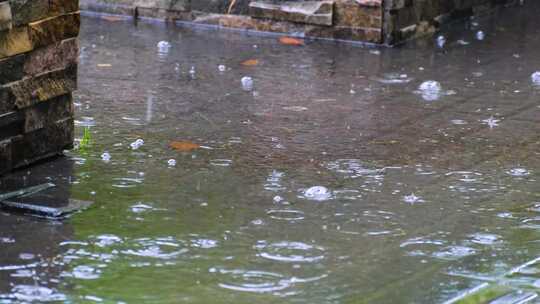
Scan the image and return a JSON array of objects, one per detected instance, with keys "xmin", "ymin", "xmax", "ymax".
[{"xmin": 255, "ymin": 241, "xmax": 325, "ymax": 263}]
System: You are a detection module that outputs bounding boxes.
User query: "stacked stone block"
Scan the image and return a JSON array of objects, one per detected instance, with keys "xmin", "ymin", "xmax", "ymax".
[
  {"xmin": 0, "ymin": 0, "xmax": 79, "ymax": 175},
  {"xmin": 81, "ymin": 0, "xmax": 512, "ymax": 44}
]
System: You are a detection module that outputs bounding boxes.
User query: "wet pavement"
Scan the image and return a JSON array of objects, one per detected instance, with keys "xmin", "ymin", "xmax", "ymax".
[{"xmin": 0, "ymin": 2, "xmax": 540, "ymax": 303}]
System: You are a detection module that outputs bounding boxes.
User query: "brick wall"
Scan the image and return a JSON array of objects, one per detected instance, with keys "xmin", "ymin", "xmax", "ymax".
[{"xmin": 0, "ymin": 0, "xmax": 79, "ymax": 175}]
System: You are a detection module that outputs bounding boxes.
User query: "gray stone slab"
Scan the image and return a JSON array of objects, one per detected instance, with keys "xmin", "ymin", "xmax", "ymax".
[{"xmin": 249, "ymin": 0, "xmax": 334, "ymax": 26}]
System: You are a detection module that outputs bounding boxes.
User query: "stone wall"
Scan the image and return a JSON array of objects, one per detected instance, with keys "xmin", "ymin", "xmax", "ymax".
[
  {"xmin": 81, "ymin": 0, "xmax": 512, "ymax": 45},
  {"xmin": 0, "ymin": 0, "xmax": 79, "ymax": 175},
  {"xmin": 383, "ymin": 0, "xmax": 510, "ymax": 44}
]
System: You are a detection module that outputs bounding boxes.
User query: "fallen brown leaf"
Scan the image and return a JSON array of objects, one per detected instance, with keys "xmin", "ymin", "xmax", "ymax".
[
  {"xmin": 241, "ymin": 59, "xmax": 259, "ymax": 66},
  {"xmin": 279, "ymin": 37, "xmax": 304, "ymax": 46},
  {"xmin": 170, "ymin": 141, "xmax": 200, "ymax": 152}
]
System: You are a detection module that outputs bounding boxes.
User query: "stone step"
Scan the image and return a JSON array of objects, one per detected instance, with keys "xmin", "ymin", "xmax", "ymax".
[{"xmin": 249, "ymin": 0, "xmax": 334, "ymax": 26}]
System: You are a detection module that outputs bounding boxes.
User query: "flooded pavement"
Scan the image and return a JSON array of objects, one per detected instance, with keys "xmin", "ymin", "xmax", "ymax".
[{"xmin": 1, "ymin": 2, "xmax": 540, "ymax": 303}]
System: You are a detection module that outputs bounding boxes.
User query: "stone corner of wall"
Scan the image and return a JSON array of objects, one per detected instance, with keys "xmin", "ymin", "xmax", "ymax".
[{"xmin": 0, "ymin": 0, "xmax": 79, "ymax": 175}]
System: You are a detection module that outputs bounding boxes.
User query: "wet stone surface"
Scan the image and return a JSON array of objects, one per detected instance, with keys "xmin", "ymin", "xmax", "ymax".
[{"xmin": 1, "ymin": 2, "xmax": 540, "ymax": 303}]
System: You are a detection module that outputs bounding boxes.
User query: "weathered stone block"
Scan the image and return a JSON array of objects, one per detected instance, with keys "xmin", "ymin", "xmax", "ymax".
[
  {"xmin": 12, "ymin": 117, "xmax": 74, "ymax": 168},
  {"xmin": 249, "ymin": 1, "xmax": 334, "ymax": 26},
  {"xmin": 0, "ymin": 26, "xmax": 32, "ymax": 59},
  {"xmin": 134, "ymin": 0, "xmax": 189, "ymax": 11},
  {"xmin": 24, "ymin": 38, "xmax": 78, "ymax": 76},
  {"xmin": 0, "ymin": 38, "xmax": 78, "ymax": 85},
  {"xmin": 0, "ymin": 65, "xmax": 77, "ymax": 113},
  {"xmin": 334, "ymin": 0, "xmax": 382, "ymax": 29},
  {"xmin": 24, "ymin": 94, "xmax": 73, "ymax": 133},
  {"xmin": 0, "ymin": 1, "xmax": 12, "ymax": 31},
  {"xmin": 0, "ymin": 53, "xmax": 24, "ymax": 85},
  {"xmin": 28, "ymin": 12, "xmax": 80, "ymax": 49},
  {"xmin": 0, "ymin": 139, "xmax": 12, "ymax": 174},
  {"xmin": 8, "ymin": 0, "xmax": 79, "ymax": 26},
  {"xmin": 0, "ymin": 110, "xmax": 23, "ymax": 141}
]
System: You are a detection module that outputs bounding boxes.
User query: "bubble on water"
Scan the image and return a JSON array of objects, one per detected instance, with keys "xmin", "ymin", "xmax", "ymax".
[
  {"xmin": 218, "ymin": 65, "xmax": 226, "ymax": 72},
  {"xmin": 476, "ymin": 31, "xmax": 485, "ymax": 41},
  {"xmin": 167, "ymin": 159, "xmax": 176, "ymax": 167},
  {"xmin": 273, "ymin": 196, "xmax": 284, "ymax": 203},
  {"xmin": 241, "ymin": 76, "xmax": 254, "ymax": 91},
  {"xmin": 156, "ymin": 41, "xmax": 171, "ymax": 60},
  {"xmin": 531, "ymin": 71, "xmax": 540, "ymax": 85},
  {"xmin": 301, "ymin": 186, "xmax": 332, "ymax": 201},
  {"xmin": 157, "ymin": 41, "xmax": 170, "ymax": 49},
  {"xmin": 457, "ymin": 39, "xmax": 470, "ymax": 45},
  {"xmin": 1, "ymin": 237, "xmax": 15, "ymax": 243},
  {"xmin": 436, "ymin": 35, "xmax": 446, "ymax": 48},
  {"xmin": 417, "ymin": 80, "xmax": 442, "ymax": 101},
  {"xmin": 254, "ymin": 241, "xmax": 325, "ymax": 263},
  {"xmin": 403, "ymin": 193, "xmax": 424, "ymax": 204},
  {"xmin": 130, "ymin": 139, "xmax": 144, "ymax": 150},
  {"xmin": 101, "ymin": 152, "xmax": 111, "ymax": 162},
  {"xmin": 507, "ymin": 167, "xmax": 530, "ymax": 177}
]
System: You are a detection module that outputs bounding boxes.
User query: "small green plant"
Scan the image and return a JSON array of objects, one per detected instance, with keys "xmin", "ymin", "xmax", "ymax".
[{"xmin": 79, "ymin": 127, "xmax": 92, "ymax": 151}]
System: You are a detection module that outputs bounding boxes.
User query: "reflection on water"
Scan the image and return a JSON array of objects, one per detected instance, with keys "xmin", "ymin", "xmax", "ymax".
[{"xmin": 1, "ymin": 2, "xmax": 540, "ymax": 303}]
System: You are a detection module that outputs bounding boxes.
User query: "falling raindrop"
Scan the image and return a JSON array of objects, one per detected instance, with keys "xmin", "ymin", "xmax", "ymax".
[
  {"xmin": 218, "ymin": 65, "xmax": 226, "ymax": 72},
  {"xmin": 167, "ymin": 159, "xmax": 177, "ymax": 167}
]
